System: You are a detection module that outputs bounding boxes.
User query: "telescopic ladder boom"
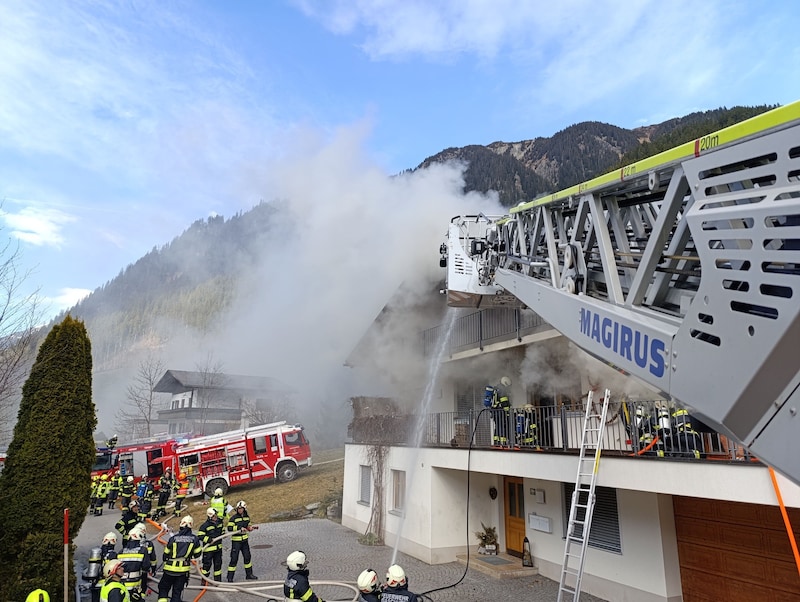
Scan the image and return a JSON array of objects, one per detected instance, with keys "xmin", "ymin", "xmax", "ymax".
[{"xmin": 443, "ymin": 101, "xmax": 800, "ymax": 485}]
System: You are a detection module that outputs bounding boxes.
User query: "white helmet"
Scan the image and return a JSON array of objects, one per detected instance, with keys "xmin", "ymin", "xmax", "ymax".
[
  {"xmin": 102, "ymin": 532, "xmax": 118, "ymax": 545},
  {"xmin": 127, "ymin": 476, "xmax": 134, "ymax": 483},
  {"xmin": 129, "ymin": 500, "xmax": 139, "ymax": 509},
  {"xmin": 180, "ymin": 515, "xmax": 194, "ymax": 529},
  {"xmin": 103, "ymin": 559, "xmax": 124, "ymax": 579},
  {"xmin": 287, "ymin": 550, "xmax": 307, "ymax": 571},
  {"xmin": 236, "ymin": 500, "xmax": 247, "ymax": 510},
  {"xmin": 128, "ymin": 529, "xmax": 144, "ymax": 541},
  {"xmin": 386, "ymin": 564, "xmax": 407, "ymax": 588},
  {"xmin": 214, "ymin": 488, "xmax": 223, "ymax": 496},
  {"xmin": 130, "ymin": 523, "xmax": 147, "ymax": 535},
  {"xmin": 500, "ymin": 376, "xmax": 511, "ymax": 387},
  {"xmin": 206, "ymin": 507, "xmax": 218, "ymax": 518},
  {"xmin": 357, "ymin": 568, "xmax": 379, "ymax": 593}
]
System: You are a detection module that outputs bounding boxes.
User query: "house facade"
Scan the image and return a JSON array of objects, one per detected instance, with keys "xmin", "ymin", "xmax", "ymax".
[
  {"xmin": 341, "ymin": 307, "xmax": 800, "ymax": 602},
  {"xmin": 154, "ymin": 370, "xmax": 293, "ymax": 436}
]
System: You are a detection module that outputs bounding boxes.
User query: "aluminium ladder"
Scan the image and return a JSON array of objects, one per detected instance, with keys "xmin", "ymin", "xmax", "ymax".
[{"xmin": 557, "ymin": 388, "xmax": 612, "ymax": 602}]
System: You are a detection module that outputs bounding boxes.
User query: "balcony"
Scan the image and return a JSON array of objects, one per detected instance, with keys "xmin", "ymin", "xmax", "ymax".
[
  {"xmin": 349, "ymin": 400, "xmax": 757, "ymax": 465},
  {"xmin": 422, "ymin": 308, "xmax": 551, "ymax": 356}
]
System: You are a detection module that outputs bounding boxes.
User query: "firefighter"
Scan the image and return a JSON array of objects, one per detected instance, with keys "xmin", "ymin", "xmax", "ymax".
[
  {"xmin": 153, "ymin": 469, "xmax": 173, "ymax": 519},
  {"xmin": 116, "ymin": 500, "xmax": 140, "ymax": 547},
  {"xmin": 284, "ymin": 551, "xmax": 322, "ymax": 602},
  {"xmin": 357, "ymin": 568, "xmax": 381, "ymax": 602},
  {"xmin": 101, "ymin": 532, "xmax": 119, "ymax": 562},
  {"xmin": 157, "ymin": 515, "xmax": 202, "ymax": 602},
  {"xmin": 130, "ymin": 523, "xmax": 157, "ymax": 580},
  {"xmin": 137, "ymin": 477, "xmax": 155, "ymax": 522},
  {"xmin": 117, "ymin": 527, "xmax": 151, "ymax": 600},
  {"xmin": 516, "ymin": 404, "xmax": 539, "ymax": 448},
  {"xmin": 485, "ymin": 376, "xmax": 512, "ymax": 446},
  {"xmin": 209, "ymin": 487, "xmax": 227, "ymax": 522},
  {"xmin": 226, "ymin": 500, "xmax": 257, "ymax": 581},
  {"xmin": 95, "ymin": 474, "xmax": 111, "ymax": 516},
  {"xmin": 108, "ymin": 471, "xmax": 121, "ymax": 510},
  {"xmin": 90, "ymin": 475, "xmax": 100, "ymax": 514},
  {"xmin": 99, "ymin": 559, "xmax": 128, "ymax": 602},
  {"xmin": 120, "ymin": 476, "xmax": 135, "ymax": 512},
  {"xmin": 671, "ymin": 408, "xmax": 702, "ymax": 459},
  {"xmin": 633, "ymin": 405, "xmax": 660, "ymax": 455},
  {"xmin": 198, "ymin": 507, "xmax": 224, "ymax": 583},
  {"xmin": 173, "ymin": 473, "xmax": 189, "ymax": 515},
  {"xmin": 383, "ymin": 564, "xmax": 419, "ymax": 602}
]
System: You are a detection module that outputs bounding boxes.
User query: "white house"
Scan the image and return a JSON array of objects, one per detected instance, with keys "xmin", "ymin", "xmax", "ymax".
[{"xmin": 341, "ymin": 307, "xmax": 800, "ymax": 601}]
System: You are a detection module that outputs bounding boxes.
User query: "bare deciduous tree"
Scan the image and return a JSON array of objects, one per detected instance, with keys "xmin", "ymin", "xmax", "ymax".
[
  {"xmin": 115, "ymin": 354, "xmax": 167, "ymax": 441},
  {"xmin": 0, "ymin": 239, "xmax": 44, "ymax": 447}
]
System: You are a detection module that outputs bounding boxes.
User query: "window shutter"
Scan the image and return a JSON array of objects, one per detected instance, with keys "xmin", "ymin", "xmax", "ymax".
[{"xmin": 562, "ymin": 483, "xmax": 621, "ymax": 553}]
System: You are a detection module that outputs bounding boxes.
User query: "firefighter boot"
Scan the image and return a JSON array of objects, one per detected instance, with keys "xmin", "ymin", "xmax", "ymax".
[
  {"xmin": 246, "ymin": 571, "xmax": 258, "ymax": 580},
  {"xmin": 226, "ymin": 572, "xmax": 234, "ymax": 583}
]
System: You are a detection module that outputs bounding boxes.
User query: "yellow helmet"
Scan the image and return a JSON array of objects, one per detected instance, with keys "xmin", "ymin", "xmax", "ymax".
[
  {"xmin": 26, "ymin": 590, "xmax": 50, "ymax": 602},
  {"xmin": 101, "ymin": 474, "xmax": 109, "ymax": 480}
]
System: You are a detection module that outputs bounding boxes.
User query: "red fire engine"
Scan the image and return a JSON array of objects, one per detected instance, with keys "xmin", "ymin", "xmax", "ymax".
[
  {"xmin": 91, "ymin": 437, "xmax": 186, "ymax": 485},
  {"xmin": 176, "ymin": 421, "xmax": 312, "ymax": 497}
]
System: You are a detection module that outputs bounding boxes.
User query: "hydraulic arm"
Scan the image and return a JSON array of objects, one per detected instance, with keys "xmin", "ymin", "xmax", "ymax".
[{"xmin": 443, "ymin": 101, "xmax": 800, "ymax": 484}]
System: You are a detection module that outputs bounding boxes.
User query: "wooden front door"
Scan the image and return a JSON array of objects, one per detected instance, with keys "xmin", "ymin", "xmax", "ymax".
[{"xmin": 504, "ymin": 476, "xmax": 525, "ymax": 557}]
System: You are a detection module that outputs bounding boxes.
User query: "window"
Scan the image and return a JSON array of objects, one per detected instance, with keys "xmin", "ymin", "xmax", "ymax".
[
  {"xmin": 285, "ymin": 432, "xmax": 301, "ymax": 445},
  {"xmin": 391, "ymin": 470, "xmax": 406, "ymax": 513},
  {"xmin": 562, "ymin": 483, "xmax": 621, "ymax": 553},
  {"xmin": 358, "ymin": 465, "xmax": 371, "ymax": 505},
  {"xmin": 253, "ymin": 436, "xmax": 267, "ymax": 454}
]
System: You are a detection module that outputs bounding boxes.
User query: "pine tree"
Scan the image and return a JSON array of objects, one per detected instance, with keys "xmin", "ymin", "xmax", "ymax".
[{"xmin": 0, "ymin": 315, "xmax": 96, "ymax": 601}]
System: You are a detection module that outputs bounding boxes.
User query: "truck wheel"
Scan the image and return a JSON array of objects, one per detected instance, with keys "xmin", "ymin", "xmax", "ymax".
[
  {"xmin": 205, "ymin": 478, "xmax": 228, "ymax": 497},
  {"xmin": 276, "ymin": 462, "xmax": 298, "ymax": 483}
]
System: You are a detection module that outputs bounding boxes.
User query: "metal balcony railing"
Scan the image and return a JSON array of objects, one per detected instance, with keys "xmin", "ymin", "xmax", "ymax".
[
  {"xmin": 349, "ymin": 401, "xmax": 757, "ymax": 465},
  {"xmin": 422, "ymin": 308, "xmax": 548, "ymax": 356}
]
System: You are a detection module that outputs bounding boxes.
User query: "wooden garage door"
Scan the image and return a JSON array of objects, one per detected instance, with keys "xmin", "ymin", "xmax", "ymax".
[{"xmin": 674, "ymin": 496, "xmax": 800, "ymax": 601}]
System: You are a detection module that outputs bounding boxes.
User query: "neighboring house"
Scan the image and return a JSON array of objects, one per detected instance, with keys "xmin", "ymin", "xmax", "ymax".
[
  {"xmin": 342, "ymin": 306, "xmax": 800, "ymax": 602},
  {"xmin": 154, "ymin": 370, "xmax": 293, "ymax": 436}
]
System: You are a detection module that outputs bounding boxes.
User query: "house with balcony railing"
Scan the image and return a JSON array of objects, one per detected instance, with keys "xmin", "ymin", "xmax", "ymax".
[{"xmin": 342, "ymin": 307, "xmax": 800, "ymax": 602}]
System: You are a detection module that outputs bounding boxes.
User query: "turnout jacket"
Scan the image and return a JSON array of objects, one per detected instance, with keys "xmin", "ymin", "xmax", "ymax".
[
  {"xmin": 284, "ymin": 568, "xmax": 323, "ymax": 601},
  {"xmin": 161, "ymin": 526, "xmax": 202, "ymax": 574},
  {"xmin": 381, "ymin": 585, "xmax": 419, "ymax": 602},
  {"xmin": 227, "ymin": 512, "xmax": 252, "ymax": 541},
  {"xmin": 198, "ymin": 517, "xmax": 224, "ymax": 552}
]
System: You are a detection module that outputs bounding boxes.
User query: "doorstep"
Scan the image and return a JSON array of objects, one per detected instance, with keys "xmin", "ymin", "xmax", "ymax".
[{"xmin": 455, "ymin": 551, "xmax": 539, "ymax": 579}]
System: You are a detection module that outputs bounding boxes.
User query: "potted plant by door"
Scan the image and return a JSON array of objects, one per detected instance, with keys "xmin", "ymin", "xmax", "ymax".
[{"xmin": 475, "ymin": 522, "xmax": 498, "ymax": 555}]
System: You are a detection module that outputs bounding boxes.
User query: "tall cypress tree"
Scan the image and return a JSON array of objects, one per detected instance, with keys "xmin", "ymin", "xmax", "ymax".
[{"xmin": 0, "ymin": 315, "xmax": 96, "ymax": 600}]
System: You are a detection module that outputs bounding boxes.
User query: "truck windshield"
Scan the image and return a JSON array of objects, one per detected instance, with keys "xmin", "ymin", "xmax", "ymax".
[{"xmin": 93, "ymin": 451, "xmax": 115, "ymax": 472}]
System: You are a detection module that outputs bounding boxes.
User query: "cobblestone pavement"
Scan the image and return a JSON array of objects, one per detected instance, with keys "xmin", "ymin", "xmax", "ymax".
[{"xmin": 76, "ymin": 513, "xmax": 608, "ymax": 602}]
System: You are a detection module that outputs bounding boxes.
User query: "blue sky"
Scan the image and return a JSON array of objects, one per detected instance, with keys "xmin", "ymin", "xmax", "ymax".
[{"xmin": 1, "ymin": 0, "xmax": 799, "ymax": 320}]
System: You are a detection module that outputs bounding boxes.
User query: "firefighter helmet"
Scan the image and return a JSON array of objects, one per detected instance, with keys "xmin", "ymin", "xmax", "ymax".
[
  {"xmin": 386, "ymin": 564, "xmax": 407, "ymax": 588},
  {"xmin": 179, "ymin": 473, "xmax": 186, "ymax": 480},
  {"xmin": 214, "ymin": 488, "xmax": 223, "ymax": 496},
  {"xmin": 101, "ymin": 473, "xmax": 109, "ymax": 480},
  {"xmin": 206, "ymin": 507, "xmax": 218, "ymax": 518},
  {"xmin": 287, "ymin": 550, "xmax": 307, "ymax": 571},
  {"xmin": 129, "ymin": 499, "xmax": 139, "ymax": 508},
  {"xmin": 91, "ymin": 475, "xmax": 98, "ymax": 481},
  {"xmin": 180, "ymin": 515, "xmax": 193, "ymax": 529},
  {"xmin": 236, "ymin": 500, "xmax": 247, "ymax": 510},
  {"xmin": 127, "ymin": 476, "xmax": 134, "ymax": 483},
  {"xmin": 26, "ymin": 590, "xmax": 50, "ymax": 602},
  {"xmin": 102, "ymin": 532, "xmax": 118, "ymax": 545},
  {"xmin": 103, "ymin": 559, "xmax": 124, "ymax": 578},
  {"xmin": 500, "ymin": 376, "xmax": 511, "ymax": 387},
  {"xmin": 357, "ymin": 568, "xmax": 379, "ymax": 593},
  {"xmin": 129, "ymin": 528, "xmax": 144, "ymax": 541}
]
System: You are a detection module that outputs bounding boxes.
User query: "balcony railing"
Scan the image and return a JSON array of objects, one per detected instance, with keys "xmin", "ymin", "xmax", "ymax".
[
  {"xmin": 350, "ymin": 400, "xmax": 757, "ymax": 465},
  {"xmin": 422, "ymin": 308, "xmax": 548, "ymax": 356}
]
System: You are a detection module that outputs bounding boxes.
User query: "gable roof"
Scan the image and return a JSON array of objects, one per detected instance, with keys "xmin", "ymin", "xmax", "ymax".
[{"xmin": 154, "ymin": 370, "xmax": 292, "ymax": 395}]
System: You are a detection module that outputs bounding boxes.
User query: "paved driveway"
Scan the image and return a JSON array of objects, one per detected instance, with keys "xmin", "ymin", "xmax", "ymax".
[{"xmin": 75, "ymin": 511, "xmax": 608, "ymax": 601}]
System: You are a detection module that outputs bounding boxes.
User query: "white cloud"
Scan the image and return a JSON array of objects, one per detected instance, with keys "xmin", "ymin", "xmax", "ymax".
[
  {"xmin": 0, "ymin": 204, "xmax": 76, "ymax": 247},
  {"xmin": 48, "ymin": 287, "xmax": 92, "ymax": 312}
]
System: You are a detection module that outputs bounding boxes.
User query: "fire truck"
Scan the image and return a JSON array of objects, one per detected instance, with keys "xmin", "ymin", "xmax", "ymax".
[
  {"xmin": 176, "ymin": 421, "xmax": 312, "ymax": 497},
  {"xmin": 442, "ymin": 100, "xmax": 800, "ymax": 485},
  {"xmin": 91, "ymin": 437, "xmax": 186, "ymax": 485}
]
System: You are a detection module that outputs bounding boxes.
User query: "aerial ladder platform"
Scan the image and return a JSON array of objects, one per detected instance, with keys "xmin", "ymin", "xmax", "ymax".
[{"xmin": 442, "ymin": 101, "xmax": 800, "ymax": 485}]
